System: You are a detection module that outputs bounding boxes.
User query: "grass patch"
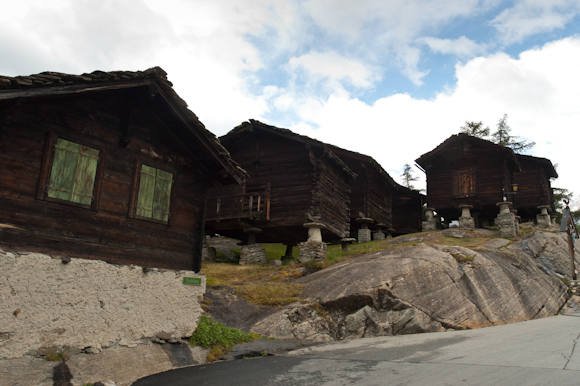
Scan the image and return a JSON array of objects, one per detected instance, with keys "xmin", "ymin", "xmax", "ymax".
[
  {"xmin": 234, "ymin": 282, "xmax": 305, "ymax": 306},
  {"xmin": 190, "ymin": 316, "xmax": 258, "ymax": 362},
  {"xmin": 435, "ymin": 236, "xmax": 492, "ymax": 249},
  {"xmin": 520, "ymin": 226, "xmax": 534, "ymax": 235},
  {"xmin": 201, "ymin": 263, "xmax": 287, "ymax": 286},
  {"xmin": 451, "ymin": 253, "xmax": 474, "ymax": 263},
  {"xmin": 326, "ymin": 240, "xmax": 391, "ymax": 263},
  {"xmin": 44, "ymin": 346, "xmax": 70, "ymax": 362},
  {"xmin": 201, "ymin": 261, "xmax": 305, "ymax": 305},
  {"xmin": 260, "ymin": 243, "xmax": 300, "ymax": 261}
]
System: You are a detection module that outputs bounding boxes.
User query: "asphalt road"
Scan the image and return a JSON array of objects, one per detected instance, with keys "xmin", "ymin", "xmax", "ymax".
[{"xmin": 133, "ymin": 312, "xmax": 580, "ymax": 385}]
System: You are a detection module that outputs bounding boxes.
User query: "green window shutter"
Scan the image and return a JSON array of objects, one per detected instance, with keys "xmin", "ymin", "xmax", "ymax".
[
  {"xmin": 47, "ymin": 139, "xmax": 99, "ymax": 205},
  {"xmin": 136, "ymin": 165, "xmax": 173, "ymax": 222},
  {"xmin": 136, "ymin": 165, "xmax": 157, "ymax": 219},
  {"xmin": 152, "ymin": 169, "xmax": 173, "ymax": 222},
  {"xmin": 71, "ymin": 145, "xmax": 99, "ymax": 205}
]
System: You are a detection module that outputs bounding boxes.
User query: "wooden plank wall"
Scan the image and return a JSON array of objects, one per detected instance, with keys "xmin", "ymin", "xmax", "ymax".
[
  {"xmin": 425, "ymin": 144, "xmax": 509, "ymax": 222},
  {"xmin": 513, "ymin": 159, "xmax": 553, "ymax": 219},
  {"xmin": 392, "ymin": 195, "xmax": 422, "ymax": 234},
  {"xmin": 0, "ymin": 93, "xmax": 208, "ymax": 270},
  {"xmin": 210, "ymin": 131, "xmax": 351, "ymax": 242},
  {"xmin": 314, "ymin": 157, "xmax": 351, "ymax": 238},
  {"xmin": 366, "ymin": 167, "xmax": 394, "ymax": 226}
]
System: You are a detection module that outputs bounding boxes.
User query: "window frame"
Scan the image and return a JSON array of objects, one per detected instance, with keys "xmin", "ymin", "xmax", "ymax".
[
  {"xmin": 37, "ymin": 132, "xmax": 105, "ymax": 211},
  {"xmin": 128, "ymin": 160, "xmax": 175, "ymax": 225}
]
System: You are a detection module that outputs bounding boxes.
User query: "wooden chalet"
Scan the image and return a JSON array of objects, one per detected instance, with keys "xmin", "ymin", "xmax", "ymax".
[
  {"xmin": 0, "ymin": 67, "xmax": 247, "ymax": 272},
  {"xmin": 205, "ymin": 120, "xmax": 356, "ymax": 244},
  {"xmin": 415, "ymin": 133, "xmax": 557, "ymax": 226},
  {"xmin": 327, "ymin": 145, "xmax": 424, "ymax": 236},
  {"xmin": 513, "ymin": 154, "xmax": 558, "ymax": 221}
]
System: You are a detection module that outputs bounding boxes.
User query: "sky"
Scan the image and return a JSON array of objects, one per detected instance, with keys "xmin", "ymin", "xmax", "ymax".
[{"xmin": 3, "ymin": 0, "xmax": 580, "ymax": 210}]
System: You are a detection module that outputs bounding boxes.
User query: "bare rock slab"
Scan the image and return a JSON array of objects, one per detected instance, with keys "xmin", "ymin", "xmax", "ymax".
[{"xmin": 297, "ymin": 241, "xmax": 567, "ymax": 332}]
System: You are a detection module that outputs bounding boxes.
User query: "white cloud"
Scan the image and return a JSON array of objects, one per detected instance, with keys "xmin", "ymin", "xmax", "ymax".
[
  {"xmin": 491, "ymin": 0, "xmax": 580, "ymax": 44},
  {"xmin": 419, "ymin": 36, "xmax": 487, "ymax": 58},
  {"xmin": 283, "ymin": 37, "xmax": 580, "ymax": 196},
  {"xmin": 300, "ymin": 0, "xmax": 491, "ymax": 85},
  {"xmin": 288, "ymin": 50, "xmax": 381, "ymax": 89}
]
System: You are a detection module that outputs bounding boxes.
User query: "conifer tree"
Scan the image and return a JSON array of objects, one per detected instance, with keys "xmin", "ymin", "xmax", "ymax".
[{"xmin": 401, "ymin": 163, "xmax": 419, "ymax": 190}]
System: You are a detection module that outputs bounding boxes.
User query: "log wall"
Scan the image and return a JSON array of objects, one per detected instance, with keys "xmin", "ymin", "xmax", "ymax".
[
  {"xmin": 0, "ymin": 92, "xmax": 209, "ymax": 270},
  {"xmin": 207, "ymin": 130, "xmax": 351, "ymax": 243},
  {"xmin": 425, "ymin": 143, "xmax": 510, "ymax": 222}
]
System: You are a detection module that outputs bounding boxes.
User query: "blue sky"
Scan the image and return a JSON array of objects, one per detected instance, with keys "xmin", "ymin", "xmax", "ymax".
[{"xmin": 3, "ymin": 0, "xmax": 580, "ymax": 208}]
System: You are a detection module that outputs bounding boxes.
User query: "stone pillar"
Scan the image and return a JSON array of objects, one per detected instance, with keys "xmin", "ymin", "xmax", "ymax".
[
  {"xmin": 202, "ymin": 246, "xmax": 216, "ymax": 261},
  {"xmin": 496, "ymin": 201, "xmax": 516, "ymax": 238},
  {"xmin": 239, "ymin": 245, "xmax": 267, "ymax": 265},
  {"xmin": 356, "ymin": 217, "xmax": 373, "ymax": 243},
  {"xmin": 386, "ymin": 228, "xmax": 395, "ymax": 239},
  {"xmin": 239, "ymin": 227, "xmax": 267, "ymax": 265},
  {"xmin": 341, "ymin": 238, "xmax": 356, "ymax": 252},
  {"xmin": 458, "ymin": 205, "xmax": 475, "ymax": 229},
  {"xmin": 202, "ymin": 235, "xmax": 216, "ymax": 261},
  {"xmin": 299, "ymin": 222, "xmax": 327, "ymax": 263},
  {"xmin": 537, "ymin": 205, "xmax": 552, "ymax": 228},
  {"xmin": 422, "ymin": 207, "xmax": 437, "ymax": 232},
  {"xmin": 551, "ymin": 215, "xmax": 558, "ymax": 227},
  {"xmin": 373, "ymin": 223, "xmax": 386, "ymax": 240}
]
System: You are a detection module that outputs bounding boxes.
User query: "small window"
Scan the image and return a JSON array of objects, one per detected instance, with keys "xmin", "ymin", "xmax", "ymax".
[
  {"xmin": 135, "ymin": 164, "xmax": 173, "ymax": 222},
  {"xmin": 47, "ymin": 138, "xmax": 99, "ymax": 206},
  {"xmin": 453, "ymin": 168, "xmax": 476, "ymax": 197}
]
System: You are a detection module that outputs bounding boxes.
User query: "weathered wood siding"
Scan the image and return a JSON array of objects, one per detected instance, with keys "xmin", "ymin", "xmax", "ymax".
[
  {"xmin": 0, "ymin": 92, "xmax": 208, "ymax": 270},
  {"xmin": 207, "ymin": 128, "xmax": 351, "ymax": 243},
  {"xmin": 392, "ymin": 193, "xmax": 423, "ymax": 234},
  {"xmin": 313, "ymin": 155, "xmax": 351, "ymax": 238},
  {"xmin": 424, "ymin": 141, "xmax": 510, "ymax": 222},
  {"xmin": 326, "ymin": 147, "xmax": 396, "ymax": 236},
  {"xmin": 513, "ymin": 158, "xmax": 555, "ymax": 219}
]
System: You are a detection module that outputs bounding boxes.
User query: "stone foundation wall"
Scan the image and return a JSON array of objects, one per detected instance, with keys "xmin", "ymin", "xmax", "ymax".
[
  {"xmin": 239, "ymin": 245, "xmax": 267, "ymax": 265},
  {"xmin": 299, "ymin": 241, "xmax": 327, "ymax": 263},
  {"xmin": 0, "ymin": 249, "xmax": 205, "ymax": 359}
]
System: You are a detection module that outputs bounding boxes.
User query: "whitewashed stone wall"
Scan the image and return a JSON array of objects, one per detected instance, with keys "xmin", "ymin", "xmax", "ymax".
[{"xmin": 0, "ymin": 249, "xmax": 205, "ymax": 359}]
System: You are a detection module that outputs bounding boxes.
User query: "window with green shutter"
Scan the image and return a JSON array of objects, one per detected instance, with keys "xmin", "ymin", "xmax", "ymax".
[
  {"xmin": 135, "ymin": 164, "xmax": 173, "ymax": 222},
  {"xmin": 47, "ymin": 138, "xmax": 99, "ymax": 206}
]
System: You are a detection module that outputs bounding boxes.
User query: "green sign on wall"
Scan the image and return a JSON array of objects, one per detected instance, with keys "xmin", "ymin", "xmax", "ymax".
[{"xmin": 182, "ymin": 277, "xmax": 202, "ymax": 286}]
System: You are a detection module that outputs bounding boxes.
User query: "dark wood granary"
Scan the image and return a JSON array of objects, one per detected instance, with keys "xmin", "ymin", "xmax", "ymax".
[
  {"xmin": 512, "ymin": 154, "xmax": 558, "ymax": 221},
  {"xmin": 327, "ymin": 145, "xmax": 424, "ymax": 237},
  {"xmin": 0, "ymin": 67, "xmax": 247, "ymax": 271},
  {"xmin": 205, "ymin": 120, "xmax": 356, "ymax": 244},
  {"xmin": 415, "ymin": 133, "xmax": 557, "ymax": 226}
]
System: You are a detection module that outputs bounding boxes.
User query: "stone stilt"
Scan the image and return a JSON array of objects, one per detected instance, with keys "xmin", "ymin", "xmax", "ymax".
[
  {"xmin": 537, "ymin": 205, "xmax": 552, "ymax": 228},
  {"xmin": 202, "ymin": 235, "xmax": 216, "ymax": 261},
  {"xmin": 239, "ymin": 227, "xmax": 267, "ymax": 265},
  {"xmin": 341, "ymin": 238, "xmax": 356, "ymax": 252},
  {"xmin": 373, "ymin": 223, "xmax": 386, "ymax": 240},
  {"xmin": 202, "ymin": 246, "xmax": 216, "ymax": 261},
  {"xmin": 422, "ymin": 207, "xmax": 438, "ymax": 232},
  {"xmin": 356, "ymin": 217, "xmax": 373, "ymax": 243},
  {"xmin": 496, "ymin": 201, "xmax": 516, "ymax": 238},
  {"xmin": 386, "ymin": 228, "xmax": 395, "ymax": 239},
  {"xmin": 458, "ymin": 205, "xmax": 475, "ymax": 229},
  {"xmin": 299, "ymin": 222, "xmax": 327, "ymax": 263}
]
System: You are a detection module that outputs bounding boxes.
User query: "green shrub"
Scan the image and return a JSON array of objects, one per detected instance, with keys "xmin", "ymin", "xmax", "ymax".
[{"xmin": 190, "ymin": 316, "xmax": 256, "ymax": 350}]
